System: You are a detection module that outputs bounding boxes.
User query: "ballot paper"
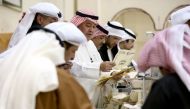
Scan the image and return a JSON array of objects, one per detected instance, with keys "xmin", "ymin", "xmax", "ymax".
[{"xmin": 113, "ymin": 49, "xmax": 135, "ymax": 70}]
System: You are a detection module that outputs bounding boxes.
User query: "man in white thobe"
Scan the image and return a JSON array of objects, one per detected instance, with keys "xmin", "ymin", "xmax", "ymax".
[{"xmin": 70, "ymin": 9, "xmax": 115, "ymax": 100}]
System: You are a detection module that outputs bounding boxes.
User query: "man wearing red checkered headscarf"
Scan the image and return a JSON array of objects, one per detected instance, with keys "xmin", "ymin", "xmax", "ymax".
[
  {"xmin": 70, "ymin": 9, "xmax": 116, "ymax": 104},
  {"xmin": 91, "ymin": 24, "xmax": 109, "ymax": 50},
  {"xmin": 71, "ymin": 9, "xmax": 98, "ymax": 40}
]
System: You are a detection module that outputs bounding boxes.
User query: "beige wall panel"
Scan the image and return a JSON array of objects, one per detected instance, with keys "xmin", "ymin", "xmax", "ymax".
[{"xmin": 0, "ymin": 6, "xmax": 20, "ymax": 32}]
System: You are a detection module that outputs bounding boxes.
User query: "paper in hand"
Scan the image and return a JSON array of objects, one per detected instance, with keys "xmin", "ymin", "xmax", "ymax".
[{"xmin": 113, "ymin": 49, "xmax": 135, "ymax": 70}]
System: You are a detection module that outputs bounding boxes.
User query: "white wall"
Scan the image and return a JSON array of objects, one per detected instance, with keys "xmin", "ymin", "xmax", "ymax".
[
  {"xmin": 22, "ymin": 0, "xmax": 64, "ymax": 12},
  {"xmin": 0, "ymin": 6, "xmax": 20, "ymax": 32},
  {"xmin": 76, "ymin": 0, "xmax": 98, "ymax": 14},
  {"xmin": 63, "ymin": 0, "xmax": 75, "ymax": 21},
  {"xmin": 99, "ymin": 0, "xmax": 190, "ymax": 30}
]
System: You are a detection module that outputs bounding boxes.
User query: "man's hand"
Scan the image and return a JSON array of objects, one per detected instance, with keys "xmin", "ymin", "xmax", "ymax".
[
  {"xmin": 111, "ymin": 71, "xmax": 123, "ymax": 81},
  {"xmin": 100, "ymin": 61, "xmax": 116, "ymax": 72}
]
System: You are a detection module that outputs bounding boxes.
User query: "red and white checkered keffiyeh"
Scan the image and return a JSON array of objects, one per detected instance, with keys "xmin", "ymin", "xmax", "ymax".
[
  {"xmin": 70, "ymin": 9, "xmax": 98, "ymax": 26},
  {"xmin": 137, "ymin": 24, "xmax": 190, "ymax": 91},
  {"xmin": 92, "ymin": 25, "xmax": 108, "ymax": 38},
  {"xmin": 93, "ymin": 28, "xmax": 107, "ymax": 38}
]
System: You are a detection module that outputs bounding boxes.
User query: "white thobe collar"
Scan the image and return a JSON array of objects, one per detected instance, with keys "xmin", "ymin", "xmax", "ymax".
[{"xmin": 107, "ymin": 46, "xmax": 113, "ymax": 61}]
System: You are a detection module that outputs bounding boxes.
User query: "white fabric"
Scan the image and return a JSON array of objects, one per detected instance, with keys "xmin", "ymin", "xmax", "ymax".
[
  {"xmin": 123, "ymin": 28, "xmax": 135, "ymax": 41},
  {"xmin": 170, "ymin": 5, "xmax": 190, "ymax": 25},
  {"xmin": 8, "ymin": 2, "xmax": 62, "ymax": 48},
  {"xmin": 45, "ymin": 22, "xmax": 87, "ymax": 46},
  {"xmin": 107, "ymin": 48, "xmax": 113, "ymax": 61},
  {"xmin": 105, "ymin": 21, "xmax": 125, "ymax": 39},
  {"xmin": 108, "ymin": 21, "xmax": 123, "ymax": 27},
  {"xmin": 0, "ymin": 30, "xmax": 65, "ymax": 109},
  {"xmin": 71, "ymin": 40, "xmax": 103, "ymax": 100},
  {"xmin": 167, "ymin": 24, "xmax": 190, "ymax": 91}
]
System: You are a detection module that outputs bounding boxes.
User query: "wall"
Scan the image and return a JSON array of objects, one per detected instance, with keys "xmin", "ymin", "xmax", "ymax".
[
  {"xmin": 64, "ymin": 0, "xmax": 75, "ymax": 21},
  {"xmin": 0, "ymin": 6, "xmax": 20, "ymax": 32},
  {"xmin": 76, "ymin": 0, "xmax": 98, "ymax": 14},
  {"xmin": 99, "ymin": 0, "xmax": 190, "ymax": 30},
  {"xmin": 1, "ymin": 0, "xmax": 190, "ymax": 32}
]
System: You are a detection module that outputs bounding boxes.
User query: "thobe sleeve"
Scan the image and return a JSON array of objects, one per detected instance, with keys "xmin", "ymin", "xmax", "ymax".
[
  {"xmin": 70, "ymin": 41, "xmax": 103, "ymax": 79},
  {"xmin": 71, "ymin": 60, "xmax": 101, "ymax": 79}
]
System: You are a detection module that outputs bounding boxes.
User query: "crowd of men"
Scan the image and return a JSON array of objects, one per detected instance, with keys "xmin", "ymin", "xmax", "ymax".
[{"xmin": 0, "ymin": 2, "xmax": 190, "ymax": 109}]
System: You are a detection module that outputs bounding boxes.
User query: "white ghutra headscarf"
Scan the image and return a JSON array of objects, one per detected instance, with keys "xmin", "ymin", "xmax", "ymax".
[
  {"xmin": 0, "ymin": 30, "xmax": 64, "ymax": 109},
  {"xmin": 8, "ymin": 2, "xmax": 62, "ymax": 48},
  {"xmin": 104, "ymin": 21, "xmax": 125, "ymax": 39},
  {"xmin": 170, "ymin": 5, "xmax": 190, "ymax": 25},
  {"xmin": 45, "ymin": 22, "xmax": 87, "ymax": 46}
]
